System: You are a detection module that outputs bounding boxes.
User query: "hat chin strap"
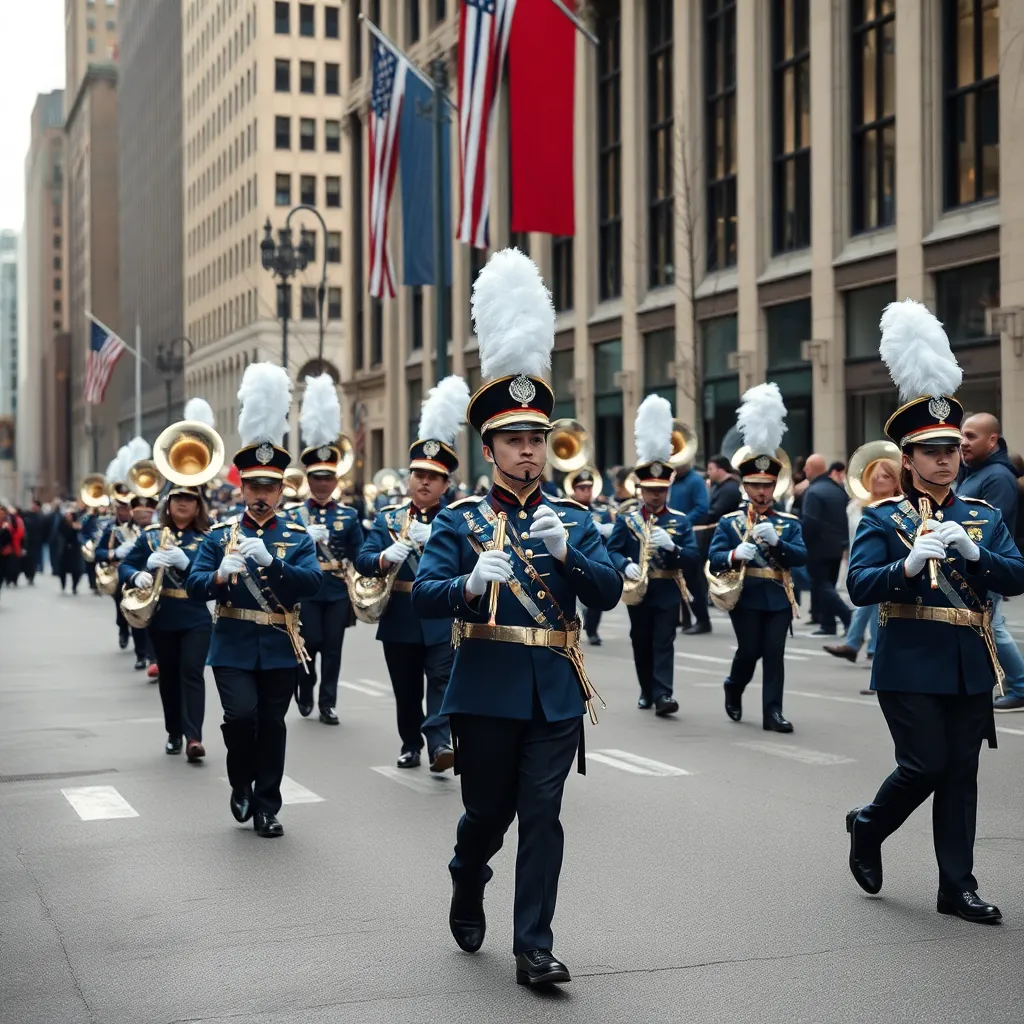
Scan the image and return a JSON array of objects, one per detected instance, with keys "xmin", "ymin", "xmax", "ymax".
[
  {"xmin": 905, "ymin": 454, "xmax": 952, "ymax": 492},
  {"xmin": 492, "ymin": 453, "xmax": 542, "ymax": 488}
]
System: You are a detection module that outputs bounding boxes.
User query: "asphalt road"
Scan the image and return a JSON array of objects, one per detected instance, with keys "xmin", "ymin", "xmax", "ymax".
[{"xmin": 1, "ymin": 577, "xmax": 1022, "ymax": 1023}]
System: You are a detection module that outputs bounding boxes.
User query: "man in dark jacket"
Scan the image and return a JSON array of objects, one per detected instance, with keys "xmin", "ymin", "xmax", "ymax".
[
  {"xmin": 800, "ymin": 455, "xmax": 851, "ymax": 637},
  {"xmin": 960, "ymin": 413, "xmax": 1024, "ymax": 711},
  {"xmin": 669, "ymin": 463, "xmax": 712, "ymax": 634}
]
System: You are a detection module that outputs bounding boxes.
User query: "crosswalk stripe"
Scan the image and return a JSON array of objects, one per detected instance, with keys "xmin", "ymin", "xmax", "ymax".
[
  {"xmin": 785, "ymin": 647, "xmax": 831, "ymax": 657},
  {"xmin": 692, "ymin": 682, "xmax": 877, "ymax": 707},
  {"xmin": 588, "ymin": 749, "xmax": 690, "ymax": 776},
  {"xmin": 62, "ymin": 785, "xmax": 139, "ymax": 820},
  {"xmin": 736, "ymin": 741, "xmax": 855, "ymax": 765},
  {"xmin": 339, "ymin": 681, "xmax": 385, "ymax": 697},
  {"xmin": 358, "ymin": 678, "xmax": 392, "ymax": 693},
  {"xmin": 371, "ymin": 766, "xmax": 456, "ymax": 794},
  {"xmin": 280, "ymin": 776, "xmax": 324, "ymax": 804},
  {"xmin": 728, "ymin": 645, "xmax": 808, "ymax": 662},
  {"xmin": 676, "ymin": 652, "xmax": 733, "ymax": 665},
  {"xmin": 678, "ymin": 666, "xmax": 725, "ymax": 678},
  {"xmin": 997, "ymin": 726, "xmax": 1024, "ymax": 737}
]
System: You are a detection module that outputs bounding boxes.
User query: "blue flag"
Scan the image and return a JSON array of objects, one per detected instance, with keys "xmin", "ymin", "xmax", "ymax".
[{"xmin": 399, "ymin": 73, "xmax": 452, "ymax": 287}]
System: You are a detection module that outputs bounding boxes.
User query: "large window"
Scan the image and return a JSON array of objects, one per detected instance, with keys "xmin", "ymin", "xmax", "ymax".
[
  {"xmin": 275, "ymin": 173, "xmax": 291, "ymax": 206},
  {"xmin": 407, "ymin": 1, "xmax": 421, "ymax": 44},
  {"xmin": 325, "ymin": 63, "xmax": 340, "ymax": 95},
  {"xmin": 410, "ymin": 286, "xmax": 424, "ymax": 350},
  {"xmin": 643, "ymin": 328, "xmax": 675, "ymax": 404},
  {"xmin": 647, "ymin": 0, "xmax": 674, "ymax": 288},
  {"xmin": 325, "ymin": 120, "xmax": 341, "ymax": 153},
  {"xmin": 326, "ymin": 176, "xmax": 341, "ymax": 208},
  {"xmin": 301, "ymin": 287, "xmax": 318, "ymax": 320},
  {"xmin": 851, "ymin": 0, "xmax": 895, "ymax": 232},
  {"xmin": 935, "ymin": 259, "xmax": 999, "ymax": 347},
  {"xmin": 771, "ymin": 0, "xmax": 810, "ymax": 253},
  {"xmin": 327, "ymin": 231, "xmax": 341, "ymax": 263},
  {"xmin": 551, "ymin": 349, "xmax": 575, "ymax": 421},
  {"xmin": 766, "ymin": 299, "xmax": 812, "ymax": 460},
  {"xmin": 325, "ymin": 6, "xmax": 339, "ymax": 38},
  {"xmin": 705, "ymin": 0, "xmax": 737, "ymax": 270},
  {"xmin": 552, "ymin": 237, "xmax": 573, "ymax": 313},
  {"xmin": 407, "ymin": 377, "xmax": 423, "ymax": 446},
  {"xmin": 299, "ymin": 3, "xmax": 314, "ymax": 36},
  {"xmin": 300, "ymin": 118, "xmax": 316, "ymax": 151},
  {"xmin": 845, "ymin": 281, "xmax": 896, "ymax": 359},
  {"xmin": 371, "ymin": 297, "xmax": 384, "ymax": 365},
  {"xmin": 597, "ymin": 0, "xmax": 622, "ymax": 301},
  {"xmin": 274, "ymin": 59, "xmax": 290, "ymax": 92},
  {"xmin": 275, "ymin": 116, "xmax": 290, "ymax": 150},
  {"xmin": 593, "ymin": 340, "xmax": 624, "ymax": 470},
  {"xmin": 701, "ymin": 315, "xmax": 739, "ymax": 456},
  {"xmin": 943, "ymin": 0, "xmax": 999, "ymax": 208},
  {"xmin": 300, "ymin": 174, "xmax": 315, "ymax": 206},
  {"xmin": 300, "ymin": 60, "xmax": 315, "ymax": 94},
  {"xmin": 274, "ymin": 1, "xmax": 289, "ymax": 34}
]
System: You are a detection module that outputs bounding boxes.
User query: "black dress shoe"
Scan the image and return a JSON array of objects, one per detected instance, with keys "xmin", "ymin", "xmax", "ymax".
[
  {"xmin": 637, "ymin": 695, "xmax": 653, "ymax": 710},
  {"xmin": 763, "ymin": 710, "xmax": 793, "ymax": 732},
  {"xmin": 165, "ymin": 735, "xmax": 182, "ymax": 755},
  {"xmin": 515, "ymin": 949, "xmax": 571, "ymax": 987},
  {"xmin": 724, "ymin": 682, "xmax": 742, "ymax": 722},
  {"xmin": 118, "ymin": 631, "xmax": 129, "ymax": 650},
  {"xmin": 449, "ymin": 879, "xmax": 485, "ymax": 952},
  {"xmin": 937, "ymin": 889, "xmax": 1002, "ymax": 923},
  {"xmin": 846, "ymin": 807, "xmax": 882, "ymax": 894},
  {"xmin": 683, "ymin": 621, "xmax": 712, "ymax": 636},
  {"xmin": 230, "ymin": 786, "xmax": 254, "ymax": 823},
  {"xmin": 253, "ymin": 811, "xmax": 284, "ymax": 838},
  {"xmin": 587, "ymin": 634, "xmax": 602, "ymax": 646},
  {"xmin": 186, "ymin": 740, "xmax": 205, "ymax": 763},
  {"xmin": 430, "ymin": 745, "xmax": 455, "ymax": 772},
  {"xmin": 319, "ymin": 707, "xmax": 339, "ymax": 725},
  {"xmin": 397, "ymin": 750, "xmax": 421, "ymax": 769},
  {"xmin": 824, "ymin": 643, "xmax": 858, "ymax": 663},
  {"xmin": 134, "ymin": 656, "xmax": 147, "ymax": 671},
  {"xmin": 809, "ymin": 628, "xmax": 837, "ymax": 637},
  {"xmin": 654, "ymin": 695, "xmax": 679, "ymax": 717}
]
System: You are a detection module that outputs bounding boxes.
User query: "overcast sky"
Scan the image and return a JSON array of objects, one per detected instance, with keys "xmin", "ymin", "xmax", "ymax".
[{"xmin": 0, "ymin": 0, "xmax": 65, "ymax": 231}]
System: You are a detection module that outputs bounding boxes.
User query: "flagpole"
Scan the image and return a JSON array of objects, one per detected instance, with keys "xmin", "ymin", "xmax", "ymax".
[
  {"xmin": 545, "ymin": 0, "xmax": 599, "ymax": 46},
  {"xmin": 134, "ymin": 315, "xmax": 142, "ymax": 439},
  {"xmin": 359, "ymin": 15, "xmax": 458, "ymax": 110},
  {"xmin": 432, "ymin": 59, "xmax": 447, "ymax": 384}
]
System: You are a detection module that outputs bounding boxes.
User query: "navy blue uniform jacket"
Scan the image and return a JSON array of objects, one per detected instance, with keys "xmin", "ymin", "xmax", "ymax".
[
  {"xmin": 186, "ymin": 512, "xmax": 322, "ymax": 670},
  {"xmin": 354, "ymin": 500, "xmax": 451, "ymax": 646},
  {"xmin": 707, "ymin": 507, "xmax": 806, "ymax": 612},
  {"xmin": 605, "ymin": 505, "xmax": 700, "ymax": 609},
  {"xmin": 847, "ymin": 492, "xmax": 1024, "ymax": 695},
  {"xmin": 411, "ymin": 485, "xmax": 623, "ymax": 721},
  {"xmin": 119, "ymin": 524, "xmax": 212, "ymax": 631},
  {"xmin": 288, "ymin": 498, "xmax": 363, "ymax": 606}
]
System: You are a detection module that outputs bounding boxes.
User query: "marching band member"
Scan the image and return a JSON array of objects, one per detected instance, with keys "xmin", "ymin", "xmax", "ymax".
[
  {"xmin": 607, "ymin": 396, "xmax": 699, "ymax": 715},
  {"xmin": 845, "ymin": 300, "xmax": 1024, "ymax": 923},
  {"xmin": 292, "ymin": 374, "xmax": 363, "ymax": 725},
  {"xmin": 707, "ymin": 383, "xmax": 804, "ymax": 732},
  {"xmin": 565, "ymin": 467, "xmax": 613, "ymax": 646},
  {"xmin": 354, "ymin": 375, "xmax": 469, "ymax": 771},
  {"xmin": 412, "ymin": 250, "xmax": 622, "ymax": 988},
  {"xmin": 187, "ymin": 364, "xmax": 322, "ymax": 839},
  {"xmin": 119, "ymin": 399, "xmax": 219, "ymax": 761}
]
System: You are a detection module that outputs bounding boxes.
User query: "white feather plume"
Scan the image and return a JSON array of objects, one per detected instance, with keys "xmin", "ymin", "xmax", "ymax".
[
  {"xmin": 472, "ymin": 248, "xmax": 554, "ymax": 381},
  {"xmin": 127, "ymin": 436, "xmax": 151, "ymax": 463},
  {"xmin": 299, "ymin": 373, "xmax": 341, "ymax": 448},
  {"xmin": 237, "ymin": 362, "xmax": 292, "ymax": 446},
  {"xmin": 104, "ymin": 452, "xmax": 123, "ymax": 482},
  {"xmin": 183, "ymin": 397, "xmax": 215, "ymax": 427},
  {"xmin": 879, "ymin": 298, "xmax": 962, "ymax": 402},
  {"xmin": 737, "ymin": 382, "xmax": 788, "ymax": 456},
  {"xmin": 634, "ymin": 395, "xmax": 674, "ymax": 463},
  {"xmin": 418, "ymin": 375, "xmax": 470, "ymax": 445}
]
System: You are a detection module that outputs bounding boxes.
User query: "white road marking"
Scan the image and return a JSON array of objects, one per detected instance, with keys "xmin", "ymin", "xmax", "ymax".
[
  {"xmin": 588, "ymin": 749, "xmax": 691, "ymax": 776},
  {"xmin": 339, "ymin": 680, "xmax": 385, "ymax": 697},
  {"xmin": 676, "ymin": 652, "xmax": 733, "ymax": 665},
  {"xmin": 729, "ymin": 645, "xmax": 808, "ymax": 662},
  {"xmin": 358, "ymin": 677, "xmax": 392, "ymax": 693},
  {"xmin": 997, "ymin": 726, "xmax": 1024, "ymax": 737},
  {"xmin": 736, "ymin": 741, "xmax": 855, "ymax": 765},
  {"xmin": 678, "ymin": 666, "xmax": 726, "ymax": 678},
  {"xmin": 371, "ymin": 766, "xmax": 456, "ymax": 794},
  {"xmin": 62, "ymin": 785, "xmax": 139, "ymax": 820},
  {"xmin": 785, "ymin": 647, "xmax": 831, "ymax": 657},
  {"xmin": 280, "ymin": 776, "xmax": 324, "ymax": 804},
  {"xmin": 692, "ymin": 682, "xmax": 877, "ymax": 707}
]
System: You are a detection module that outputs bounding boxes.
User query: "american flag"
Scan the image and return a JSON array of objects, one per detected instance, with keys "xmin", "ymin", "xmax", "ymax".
[
  {"xmin": 458, "ymin": 0, "xmax": 518, "ymax": 249},
  {"xmin": 84, "ymin": 315, "xmax": 126, "ymax": 404},
  {"xmin": 368, "ymin": 38, "xmax": 408, "ymax": 299}
]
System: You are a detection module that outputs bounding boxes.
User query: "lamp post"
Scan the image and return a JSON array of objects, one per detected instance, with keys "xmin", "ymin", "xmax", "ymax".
[
  {"xmin": 155, "ymin": 336, "xmax": 194, "ymax": 428},
  {"xmin": 261, "ymin": 205, "xmax": 329, "ymax": 376}
]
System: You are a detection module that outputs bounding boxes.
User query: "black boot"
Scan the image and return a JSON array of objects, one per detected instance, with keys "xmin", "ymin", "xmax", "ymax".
[
  {"xmin": 449, "ymin": 879, "xmax": 486, "ymax": 952},
  {"xmin": 724, "ymin": 681, "xmax": 742, "ymax": 722}
]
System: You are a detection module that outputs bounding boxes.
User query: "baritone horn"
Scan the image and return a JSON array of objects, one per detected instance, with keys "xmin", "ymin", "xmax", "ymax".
[
  {"xmin": 126, "ymin": 459, "xmax": 166, "ymax": 498},
  {"xmin": 669, "ymin": 420, "xmax": 699, "ymax": 468},
  {"xmin": 80, "ymin": 473, "xmax": 109, "ymax": 508},
  {"xmin": 283, "ymin": 467, "xmax": 309, "ymax": 501},
  {"xmin": 547, "ymin": 419, "xmax": 593, "ymax": 473},
  {"xmin": 153, "ymin": 418, "xmax": 226, "ymax": 487}
]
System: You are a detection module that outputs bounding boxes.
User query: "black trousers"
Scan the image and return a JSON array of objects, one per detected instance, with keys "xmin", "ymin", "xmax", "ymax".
[
  {"xmin": 583, "ymin": 605, "xmax": 602, "ymax": 639},
  {"xmin": 149, "ymin": 626, "xmax": 210, "ymax": 741},
  {"xmin": 449, "ymin": 708, "xmax": 581, "ymax": 954},
  {"xmin": 213, "ymin": 666, "xmax": 297, "ymax": 815},
  {"xmin": 726, "ymin": 607, "xmax": 791, "ymax": 715},
  {"xmin": 682, "ymin": 564, "xmax": 711, "ymax": 626},
  {"xmin": 627, "ymin": 604, "xmax": 678, "ymax": 701},
  {"xmin": 59, "ymin": 556, "xmax": 82, "ymax": 592},
  {"xmin": 382, "ymin": 641, "xmax": 452, "ymax": 754},
  {"xmin": 299, "ymin": 599, "xmax": 347, "ymax": 710},
  {"xmin": 85, "ymin": 561, "xmax": 97, "ymax": 591},
  {"xmin": 808, "ymin": 558, "xmax": 851, "ymax": 634},
  {"xmin": 112, "ymin": 592, "xmax": 148, "ymax": 658},
  {"xmin": 858, "ymin": 690, "xmax": 993, "ymax": 893}
]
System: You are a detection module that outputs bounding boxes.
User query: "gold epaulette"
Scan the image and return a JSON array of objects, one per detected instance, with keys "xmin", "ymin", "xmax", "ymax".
[
  {"xmin": 548, "ymin": 494, "xmax": 588, "ymax": 511},
  {"xmin": 381, "ymin": 499, "xmax": 411, "ymax": 512},
  {"xmin": 774, "ymin": 511, "xmax": 799, "ymax": 520},
  {"xmin": 867, "ymin": 496, "xmax": 902, "ymax": 509},
  {"xmin": 144, "ymin": 523, "xmax": 161, "ymax": 532},
  {"xmin": 211, "ymin": 518, "xmax": 235, "ymax": 531},
  {"xmin": 448, "ymin": 495, "xmax": 485, "ymax": 509},
  {"xmin": 961, "ymin": 496, "xmax": 995, "ymax": 510},
  {"xmin": 287, "ymin": 520, "xmax": 307, "ymax": 532}
]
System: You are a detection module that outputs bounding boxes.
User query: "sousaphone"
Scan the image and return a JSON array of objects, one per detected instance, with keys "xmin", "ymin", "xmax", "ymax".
[
  {"xmin": 548, "ymin": 419, "xmax": 593, "ymax": 473},
  {"xmin": 846, "ymin": 440, "xmax": 900, "ymax": 501}
]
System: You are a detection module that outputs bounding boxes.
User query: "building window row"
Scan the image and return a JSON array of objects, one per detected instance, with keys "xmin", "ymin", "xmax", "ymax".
[
  {"xmin": 187, "ymin": 63, "xmax": 254, "ymax": 162},
  {"xmin": 188, "ymin": 119, "xmax": 257, "ymax": 211},
  {"xmin": 276, "ymin": 172, "xmax": 342, "ymax": 209},
  {"xmin": 274, "ymin": 59, "xmax": 340, "ymax": 96},
  {"xmin": 186, "ymin": 5, "xmax": 256, "ymax": 110},
  {"xmin": 188, "ymin": 174, "xmax": 258, "ymax": 256},
  {"xmin": 274, "ymin": 2, "xmax": 340, "ymax": 39},
  {"xmin": 274, "ymin": 117, "xmax": 341, "ymax": 153}
]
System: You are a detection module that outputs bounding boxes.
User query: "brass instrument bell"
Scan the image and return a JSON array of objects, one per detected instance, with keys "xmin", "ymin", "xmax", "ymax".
[
  {"xmin": 126, "ymin": 459, "xmax": 166, "ymax": 499},
  {"xmin": 153, "ymin": 419, "xmax": 226, "ymax": 487},
  {"xmin": 730, "ymin": 445, "xmax": 793, "ymax": 501},
  {"xmin": 336, "ymin": 434, "xmax": 356, "ymax": 478},
  {"xmin": 846, "ymin": 439, "xmax": 900, "ymax": 501},
  {"xmin": 668, "ymin": 420, "xmax": 699, "ymax": 468},
  {"xmin": 282, "ymin": 467, "xmax": 310, "ymax": 501},
  {"xmin": 80, "ymin": 473, "xmax": 109, "ymax": 508},
  {"xmin": 547, "ymin": 419, "xmax": 593, "ymax": 473}
]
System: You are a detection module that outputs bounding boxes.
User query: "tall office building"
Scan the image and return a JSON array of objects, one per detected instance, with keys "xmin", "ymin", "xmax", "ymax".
[
  {"xmin": 181, "ymin": 0, "xmax": 348, "ymax": 457},
  {"xmin": 66, "ymin": 0, "xmax": 120, "ymax": 102},
  {"xmin": 21, "ymin": 90, "xmax": 70, "ymax": 502},
  {"xmin": 0, "ymin": 231, "xmax": 19, "ymax": 499},
  {"xmin": 338, "ymin": 0, "xmax": 1024, "ymax": 483}
]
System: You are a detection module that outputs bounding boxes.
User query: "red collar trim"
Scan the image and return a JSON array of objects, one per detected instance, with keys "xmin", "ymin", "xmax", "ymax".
[{"xmin": 242, "ymin": 513, "xmax": 277, "ymax": 530}]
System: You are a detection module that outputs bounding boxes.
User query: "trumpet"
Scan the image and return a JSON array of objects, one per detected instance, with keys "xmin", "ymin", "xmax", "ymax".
[
  {"xmin": 227, "ymin": 521, "xmax": 242, "ymax": 585},
  {"xmin": 917, "ymin": 497, "xmax": 940, "ymax": 590},
  {"xmin": 487, "ymin": 512, "xmax": 509, "ymax": 626}
]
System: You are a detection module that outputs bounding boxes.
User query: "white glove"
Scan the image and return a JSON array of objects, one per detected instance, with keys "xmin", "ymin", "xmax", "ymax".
[
  {"xmin": 530, "ymin": 505, "xmax": 567, "ymax": 561},
  {"xmin": 466, "ymin": 549, "xmax": 513, "ymax": 597},
  {"xmin": 406, "ymin": 519, "xmax": 431, "ymax": 546},
  {"xmin": 598, "ymin": 521, "xmax": 614, "ymax": 538},
  {"xmin": 650, "ymin": 526, "xmax": 675, "ymax": 551},
  {"xmin": 238, "ymin": 536, "xmax": 273, "ymax": 567},
  {"xmin": 382, "ymin": 540, "xmax": 413, "ymax": 565},
  {"xmin": 165, "ymin": 545, "xmax": 190, "ymax": 570},
  {"xmin": 306, "ymin": 523, "xmax": 329, "ymax": 543},
  {"xmin": 132, "ymin": 570, "xmax": 154, "ymax": 590},
  {"xmin": 217, "ymin": 552, "xmax": 247, "ymax": 580},
  {"xmin": 932, "ymin": 519, "xmax": 980, "ymax": 562},
  {"xmin": 114, "ymin": 541, "xmax": 133, "ymax": 560},
  {"xmin": 147, "ymin": 550, "xmax": 171, "ymax": 570},
  {"xmin": 733, "ymin": 542, "xmax": 758, "ymax": 563},
  {"xmin": 904, "ymin": 533, "xmax": 947, "ymax": 577},
  {"xmin": 625, "ymin": 562, "xmax": 643, "ymax": 581},
  {"xmin": 753, "ymin": 520, "xmax": 779, "ymax": 547}
]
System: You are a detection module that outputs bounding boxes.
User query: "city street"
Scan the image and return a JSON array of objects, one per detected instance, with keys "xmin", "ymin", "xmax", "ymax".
[{"xmin": 1, "ymin": 578, "xmax": 1022, "ymax": 1024}]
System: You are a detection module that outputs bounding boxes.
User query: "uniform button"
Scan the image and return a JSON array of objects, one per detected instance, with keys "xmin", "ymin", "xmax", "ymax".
[
  {"xmin": 525, "ymin": 550, "xmax": 534, "ymax": 559},
  {"xmin": 518, "ymin": 510, "xmax": 528, "ymax": 520},
  {"xmin": 256, "ymin": 529, "xmax": 263, "ymax": 537},
  {"xmin": 520, "ymin": 532, "xmax": 529, "ymax": 540},
  {"xmin": 536, "ymin": 591, "xmax": 547, "ymax": 600}
]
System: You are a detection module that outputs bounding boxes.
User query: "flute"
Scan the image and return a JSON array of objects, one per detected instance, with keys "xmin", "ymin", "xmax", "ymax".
[
  {"xmin": 487, "ymin": 511, "xmax": 508, "ymax": 627},
  {"xmin": 917, "ymin": 497, "xmax": 939, "ymax": 590}
]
